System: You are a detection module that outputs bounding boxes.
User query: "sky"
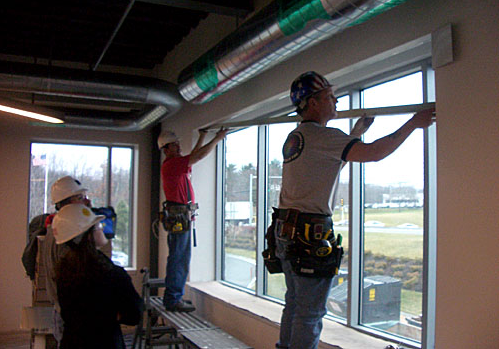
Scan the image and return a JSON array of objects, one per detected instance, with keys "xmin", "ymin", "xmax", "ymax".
[{"xmin": 31, "ymin": 143, "xmax": 133, "ymax": 175}]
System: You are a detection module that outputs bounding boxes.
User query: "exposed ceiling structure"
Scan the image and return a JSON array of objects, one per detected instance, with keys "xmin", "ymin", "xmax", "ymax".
[
  {"xmin": 0, "ymin": 0, "xmax": 409, "ymax": 130},
  {"xmin": 0, "ymin": 0, "xmax": 253, "ymax": 130}
]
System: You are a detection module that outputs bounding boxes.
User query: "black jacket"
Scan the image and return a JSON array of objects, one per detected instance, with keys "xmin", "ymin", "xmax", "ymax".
[{"xmin": 58, "ymin": 253, "xmax": 143, "ymax": 349}]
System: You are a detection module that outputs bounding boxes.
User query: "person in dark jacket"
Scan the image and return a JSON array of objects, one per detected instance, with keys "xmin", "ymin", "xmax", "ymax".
[{"xmin": 52, "ymin": 203, "xmax": 143, "ymax": 349}]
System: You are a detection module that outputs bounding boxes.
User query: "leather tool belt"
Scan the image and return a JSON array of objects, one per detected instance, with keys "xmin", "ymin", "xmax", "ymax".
[
  {"xmin": 160, "ymin": 201, "xmax": 198, "ymax": 234},
  {"xmin": 276, "ymin": 208, "xmax": 333, "ymax": 243},
  {"xmin": 275, "ymin": 208, "xmax": 343, "ymax": 278}
]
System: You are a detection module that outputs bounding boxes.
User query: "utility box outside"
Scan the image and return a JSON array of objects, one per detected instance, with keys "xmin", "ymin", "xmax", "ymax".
[{"xmin": 328, "ymin": 275, "xmax": 402, "ymax": 324}]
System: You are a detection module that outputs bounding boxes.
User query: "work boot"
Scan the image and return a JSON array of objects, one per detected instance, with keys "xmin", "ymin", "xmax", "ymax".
[{"xmin": 164, "ymin": 299, "xmax": 195, "ymax": 312}]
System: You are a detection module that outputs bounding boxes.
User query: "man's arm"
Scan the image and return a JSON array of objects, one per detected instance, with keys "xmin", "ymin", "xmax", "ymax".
[
  {"xmin": 345, "ymin": 108, "xmax": 435, "ymax": 162},
  {"xmin": 192, "ymin": 129, "xmax": 208, "ymax": 153},
  {"xmin": 188, "ymin": 127, "xmax": 228, "ymax": 166}
]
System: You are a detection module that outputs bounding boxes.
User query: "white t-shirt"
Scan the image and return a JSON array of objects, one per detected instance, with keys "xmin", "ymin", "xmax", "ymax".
[{"xmin": 278, "ymin": 121, "xmax": 359, "ymax": 216}]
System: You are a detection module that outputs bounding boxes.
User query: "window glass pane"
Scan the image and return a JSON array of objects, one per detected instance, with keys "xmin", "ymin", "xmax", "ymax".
[
  {"xmin": 360, "ymin": 73, "xmax": 424, "ymax": 342},
  {"xmin": 363, "ymin": 72, "xmax": 422, "ymax": 108},
  {"xmin": 29, "ymin": 143, "xmax": 133, "ymax": 268},
  {"xmin": 29, "ymin": 143, "xmax": 108, "ymax": 219},
  {"xmin": 326, "ymin": 95, "xmax": 350, "ymax": 320},
  {"xmin": 223, "ymin": 127, "xmax": 258, "ymax": 290},
  {"xmin": 265, "ymin": 122, "xmax": 297, "ymax": 299},
  {"xmin": 111, "ymin": 147, "xmax": 133, "ymax": 267},
  {"xmin": 335, "ymin": 94, "xmax": 350, "ymax": 112}
]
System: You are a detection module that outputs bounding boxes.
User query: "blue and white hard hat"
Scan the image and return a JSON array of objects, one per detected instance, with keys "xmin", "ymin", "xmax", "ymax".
[{"xmin": 290, "ymin": 71, "xmax": 332, "ymax": 111}]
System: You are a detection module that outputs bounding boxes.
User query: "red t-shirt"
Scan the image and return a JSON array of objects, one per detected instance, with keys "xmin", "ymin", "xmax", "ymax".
[{"xmin": 161, "ymin": 155, "xmax": 195, "ymax": 204}]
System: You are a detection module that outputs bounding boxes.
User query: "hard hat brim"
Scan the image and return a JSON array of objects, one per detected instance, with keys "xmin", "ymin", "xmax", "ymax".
[{"xmin": 55, "ymin": 214, "xmax": 105, "ymax": 245}]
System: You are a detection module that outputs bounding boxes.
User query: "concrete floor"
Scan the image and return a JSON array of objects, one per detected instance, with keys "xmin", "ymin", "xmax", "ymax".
[{"xmin": 0, "ymin": 326, "xmax": 139, "ymax": 349}]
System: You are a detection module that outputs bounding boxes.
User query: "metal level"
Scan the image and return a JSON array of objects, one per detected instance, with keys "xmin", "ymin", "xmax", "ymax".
[{"xmin": 209, "ymin": 102, "xmax": 436, "ymax": 130}]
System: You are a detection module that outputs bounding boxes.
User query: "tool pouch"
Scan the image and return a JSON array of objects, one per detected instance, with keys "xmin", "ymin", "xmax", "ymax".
[
  {"xmin": 160, "ymin": 201, "xmax": 197, "ymax": 234},
  {"xmin": 262, "ymin": 208, "xmax": 282, "ymax": 274},
  {"xmin": 287, "ymin": 240, "xmax": 343, "ymax": 278},
  {"xmin": 278, "ymin": 210, "xmax": 343, "ymax": 278}
]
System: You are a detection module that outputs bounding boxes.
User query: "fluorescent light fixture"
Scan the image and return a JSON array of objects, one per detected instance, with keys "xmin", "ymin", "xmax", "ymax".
[
  {"xmin": 0, "ymin": 98, "xmax": 64, "ymax": 124},
  {"xmin": 287, "ymin": 111, "xmax": 298, "ymax": 117}
]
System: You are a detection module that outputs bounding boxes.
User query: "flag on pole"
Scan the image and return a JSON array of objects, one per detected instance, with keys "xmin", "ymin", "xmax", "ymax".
[{"xmin": 32, "ymin": 154, "xmax": 46, "ymax": 166}]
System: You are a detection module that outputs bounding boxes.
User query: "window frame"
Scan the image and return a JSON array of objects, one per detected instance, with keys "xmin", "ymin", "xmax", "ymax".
[{"xmin": 216, "ymin": 60, "xmax": 436, "ymax": 348}]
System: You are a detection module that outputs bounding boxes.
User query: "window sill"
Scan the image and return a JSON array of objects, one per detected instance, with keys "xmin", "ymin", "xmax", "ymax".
[{"xmin": 187, "ymin": 281, "xmax": 392, "ymax": 349}]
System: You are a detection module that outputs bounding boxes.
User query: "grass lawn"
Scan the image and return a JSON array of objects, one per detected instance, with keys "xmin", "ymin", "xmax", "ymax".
[
  {"xmin": 336, "ymin": 232, "xmax": 423, "ymax": 259},
  {"xmin": 401, "ymin": 289, "xmax": 422, "ymax": 315},
  {"xmin": 333, "ymin": 208, "xmax": 423, "ymax": 227},
  {"xmin": 365, "ymin": 207, "xmax": 423, "ymax": 227},
  {"xmin": 365, "ymin": 234, "xmax": 422, "ymax": 259}
]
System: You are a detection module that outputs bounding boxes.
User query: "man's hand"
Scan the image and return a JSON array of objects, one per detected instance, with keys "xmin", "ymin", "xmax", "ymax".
[
  {"xmin": 189, "ymin": 127, "xmax": 229, "ymax": 166},
  {"xmin": 410, "ymin": 108, "xmax": 436, "ymax": 128},
  {"xmin": 215, "ymin": 127, "xmax": 229, "ymax": 139},
  {"xmin": 351, "ymin": 114, "xmax": 375, "ymax": 137}
]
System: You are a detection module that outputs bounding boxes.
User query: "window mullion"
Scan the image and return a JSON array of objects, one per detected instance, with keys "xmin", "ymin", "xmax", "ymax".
[
  {"xmin": 255, "ymin": 125, "xmax": 267, "ymax": 295},
  {"xmin": 348, "ymin": 89, "xmax": 362, "ymax": 327},
  {"xmin": 107, "ymin": 147, "xmax": 112, "ymax": 206},
  {"xmin": 215, "ymin": 140, "xmax": 225, "ymax": 281},
  {"xmin": 422, "ymin": 63, "xmax": 437, "ymax": 349}
]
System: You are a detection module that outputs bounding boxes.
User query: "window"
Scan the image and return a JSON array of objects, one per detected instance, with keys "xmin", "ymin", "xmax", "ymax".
[
  {"xmin": 222, "ymin": 127, "xmax": 258, "ymax": 290},
  {"xmin": 218, "ymin": 62, "xmax": 436, "ymax": 347},
  {"xmin": 266, "ymin": 122, "xmax": 297, "ymax": 299},
  {"xmin": 360, "ymin": 72, "xmax": 425, "ymax": 341},
  {"xmin": 326, "ymin": 95, "xmax": 351, "ymax": 322},
  {"xmin": 29, "ymin": 143, "xmax": 134, "ymax": 267}
]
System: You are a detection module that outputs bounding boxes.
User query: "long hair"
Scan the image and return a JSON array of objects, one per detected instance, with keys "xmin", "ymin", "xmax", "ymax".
[{"xmin": 56, "ymin": 226, "xmax": 112, "ymax": 289}]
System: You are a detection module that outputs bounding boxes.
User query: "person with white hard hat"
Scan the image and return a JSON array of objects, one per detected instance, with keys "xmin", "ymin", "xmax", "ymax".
[
  {"xmin": 22, "ymin": 175, "xmax": 94, "ymax": 346},
  {"xmin": 158, "ymin": 127, "xmax": 227, "ymax": 312},
  {"xmin": 52, "ymin": 203, "xmax": 142, "ymax": 349},
  {"xmin": 269, "ymin": 71, "xmax": 435, "ymax": 349}
]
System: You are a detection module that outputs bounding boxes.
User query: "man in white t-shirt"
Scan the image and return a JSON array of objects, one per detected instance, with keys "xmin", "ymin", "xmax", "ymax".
[{"xmin": 273, "ymin": 71, "xmax": 435, "ymax": 349}]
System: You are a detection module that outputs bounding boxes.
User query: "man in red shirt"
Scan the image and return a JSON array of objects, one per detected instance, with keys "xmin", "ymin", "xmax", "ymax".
[{"xmin": 158, "ymin": 127, "xmax": 227, "ymax": 312}]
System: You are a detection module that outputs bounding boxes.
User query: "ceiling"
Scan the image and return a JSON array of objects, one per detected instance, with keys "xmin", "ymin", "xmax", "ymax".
[
  {"xmin": 0, "ymin": 0, "xmax": 252, "ymax": 69},
  {"xmin": 0, "ymin": 0, "xmax": 409, "ymax": 130},
  {"xmin": 0, "ymin": 0, "xmax": 254, "ymax": 130}
]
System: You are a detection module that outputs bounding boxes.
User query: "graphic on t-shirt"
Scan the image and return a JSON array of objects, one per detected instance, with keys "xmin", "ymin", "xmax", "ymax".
[{"xmin": 283, "ymin": 131, "xmax": 304, "ymax": 163}]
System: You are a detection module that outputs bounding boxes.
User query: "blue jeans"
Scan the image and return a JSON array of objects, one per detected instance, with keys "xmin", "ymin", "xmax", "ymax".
[
  {"xmin": 275, "ymin": 229, "xmax": 334, "ymax": 349},
  {"xmin": 163, "ymin": 230, "xmax": 191, "ymax": 307}
]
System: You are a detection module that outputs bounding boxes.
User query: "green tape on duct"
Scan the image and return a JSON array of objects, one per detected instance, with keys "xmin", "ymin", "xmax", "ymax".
[
  {"xmin": 193, "ymin": 54, "xmax": 218, "ymax": 92},
  {"xmin": 348, "ymin": 0, "xmax": 408, "ymax": 27},
  {"xmin": 278, "ymin": 0, "xmax": 330, "ymax": 36}
]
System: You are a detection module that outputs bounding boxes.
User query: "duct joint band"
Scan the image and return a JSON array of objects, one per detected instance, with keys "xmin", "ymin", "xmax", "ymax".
[
  {"xmin": 278, "ymin": 0, "xmax": 330, "ymax": 36},
  {"xmin": 194, "ymin": 53, "xmax": 218, "ymax": 92}
]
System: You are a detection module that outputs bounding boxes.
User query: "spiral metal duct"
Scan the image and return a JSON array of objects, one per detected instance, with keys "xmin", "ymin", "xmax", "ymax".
[
  {"xmin": 0, "ymin": 61, "xmax": 183, "ymax": 131},
  {"xmin": 178, "ymin": 0, "xmax": 408, "ymax": 104}
]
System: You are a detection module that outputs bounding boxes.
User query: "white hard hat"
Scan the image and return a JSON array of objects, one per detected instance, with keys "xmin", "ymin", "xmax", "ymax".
[
  {"xmin": 51, "ymin": 176, "xmax": 88, "ymax": 204},
  {"xmin": 52, "ymin": 203, "xmax": 105, "ymax": 245},
  {"xmin": 157, "ymin": 131, "xmax": 179, "ymax": 149}
]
